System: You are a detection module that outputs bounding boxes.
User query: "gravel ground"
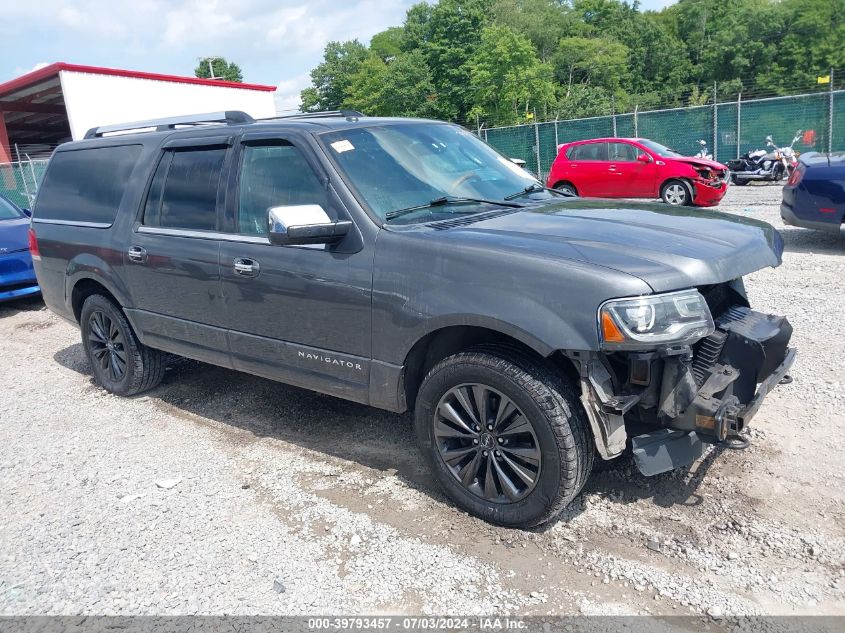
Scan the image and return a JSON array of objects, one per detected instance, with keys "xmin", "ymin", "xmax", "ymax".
[{"xmin": 1, "ymin": 184, "xmax": 843, "ymax": 619}]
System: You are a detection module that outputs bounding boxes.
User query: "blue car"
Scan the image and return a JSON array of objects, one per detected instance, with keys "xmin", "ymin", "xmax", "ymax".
[
  {"xmin": 0, "ymin": 192, "xmax": 40, "ymax": 302},
  {"xmin": 781, "ymin": 152, "xmax": 845, "ymax": 233}
]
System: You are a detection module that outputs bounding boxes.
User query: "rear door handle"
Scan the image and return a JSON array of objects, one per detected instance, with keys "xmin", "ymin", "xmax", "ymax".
[
  {"xmin": 233, "ymin": 257, "xmax": 260, "ymax": 277},
  {"xmin": 127, "ymin": 246, "xmax": 147, "ymax": 263}
]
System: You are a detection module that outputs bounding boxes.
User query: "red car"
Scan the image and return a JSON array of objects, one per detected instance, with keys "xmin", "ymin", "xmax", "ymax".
[{"xmin": 546, "ymin": 138, "xmax": 729, "ymax": 207}]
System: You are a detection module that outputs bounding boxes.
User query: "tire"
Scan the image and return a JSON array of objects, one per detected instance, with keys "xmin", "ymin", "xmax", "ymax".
[
  {"xmin": 731, "ymin": 174, "xmax": 748, "ymax": 186},
  {"xmin": 553, "ymin": 182, "xmax": 577, "ymax": 197},
  {"xmin": 414, "ymin": 345, "xmax": 593, "ymax": 528},
  {"xmin": 80, "ymin": 294, "xmax": 165, "ymax": 396},
  {"xmin": 660, "ymin": 179, "xmax": 691, "ymax": 206}
]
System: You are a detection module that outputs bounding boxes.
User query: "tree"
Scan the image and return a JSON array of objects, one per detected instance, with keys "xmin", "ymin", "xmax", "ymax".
[
  {"xmin": 404, "ymin": 0, "xmax": 494, "ymax": 120},
  {"xmin": 469, "ymin": 25, "xmax": 557, "ymax": 124},
  {"xmin": 300, "ymin": 40, "xmax": 369, "ymax": 111},
  {"xmin": 492, "ymin": 0, "xmax": 576, "ymax": 63},
  {"xmin": 553, "ymin": 36, "xmax": 630, "ymax": 94},
  {"xmin": 370, "ymin": 27, "xmax": 405, "ymax": 61},
  {"xmin": 345, "ymin": 51, "xmax": 446, "ymax": 118},
  {"xmin": 753, "ymin": 0, "xmax": 845, "ymax": 92},
  {"xmin": 194, "ymin": 57, "xmax": 243, "ymax": 82},
  {"xmin": 298, "ymin": 0, "xmax": 845, "ymax": 124}
]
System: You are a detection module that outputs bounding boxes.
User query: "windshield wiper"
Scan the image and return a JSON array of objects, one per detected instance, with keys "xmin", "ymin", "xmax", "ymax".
[
  {"xmin": 384, "ymin": 196, "xmax": 524, "ymax": 221},
  {"xmin": 504, "ymin": 183, "xmax": 575, "ymax": 200}
]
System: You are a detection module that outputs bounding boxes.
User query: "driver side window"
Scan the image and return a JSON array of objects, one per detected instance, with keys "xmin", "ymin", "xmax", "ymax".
[
  {"xmin": 609, "ymin": 142, "xmax": 638, "ymax": 162},
  {"xmin": 237, "ymin": 143, "xmax": 328, "ymax": 236}
]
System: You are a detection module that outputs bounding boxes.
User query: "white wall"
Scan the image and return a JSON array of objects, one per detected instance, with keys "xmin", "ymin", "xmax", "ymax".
[{"xmin": 59, "ymin": 71, "xmax": 277, "ymax": 140}]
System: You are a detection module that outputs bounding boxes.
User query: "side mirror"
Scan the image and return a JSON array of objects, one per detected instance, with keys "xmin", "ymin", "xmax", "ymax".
[
  {"xmin": 21, "ymin": 208, "xmax": 32, "ymax": 218},
  {"xmin": 267, "ymin": 205, "xmax": 351, "ymax": 247},
  {"xmin": 510, "ymin": 157, "xmax": 527, "ymax": 167},
  {"xmin": 699, "ymin": 140, "xmax": 707, "ymax": 146},
  {"xmin": 636, "ymin": 153, "xmax": 651, "ymax": 163}
]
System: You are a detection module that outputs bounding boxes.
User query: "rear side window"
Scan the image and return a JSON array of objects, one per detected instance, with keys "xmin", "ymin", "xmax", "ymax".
[
  {"xmin": 35, "ymin": 145, "xmax": 142, "ymax": 225},
  {"xmin": 143, "ymin": 148, "xmax": 226, "ymax": 231},
  {"xmin": 569, "ymin": 143, "xmax": 607, "ymax": 161}
]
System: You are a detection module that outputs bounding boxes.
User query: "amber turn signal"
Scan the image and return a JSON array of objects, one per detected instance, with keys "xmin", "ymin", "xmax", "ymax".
[{"xmin": 601, "ymin": 311, "xmax": 625, "ymax": 343}]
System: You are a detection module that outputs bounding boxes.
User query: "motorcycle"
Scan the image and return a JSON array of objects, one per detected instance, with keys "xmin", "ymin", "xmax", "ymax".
[
  {"xmin": 727, "ymin": 130, "xmax": 802, "ymax": 185},
  {"xmin": 695, "ymin": 139, "xmax": 713, "ymax": 160},
  {"xmin": 779, "ymin": 130, "xmax": 802, "ymax": 176}
]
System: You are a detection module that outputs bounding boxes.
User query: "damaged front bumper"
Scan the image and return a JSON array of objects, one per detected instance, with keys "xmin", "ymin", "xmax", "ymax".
[{"xmin": 575, "ymin": 305, "xmax": 795, "ymax": 476}]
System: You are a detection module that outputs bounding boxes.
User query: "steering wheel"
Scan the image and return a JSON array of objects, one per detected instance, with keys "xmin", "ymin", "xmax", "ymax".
[{"xmin": 448, "ymin": 172, "xmax": 480, "ymax": 193}]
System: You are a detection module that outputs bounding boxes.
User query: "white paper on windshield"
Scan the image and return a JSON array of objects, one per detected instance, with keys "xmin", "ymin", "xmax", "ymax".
[{"xmin": 331, "ymin": 140, "xmax": 355, "ymax": 153}]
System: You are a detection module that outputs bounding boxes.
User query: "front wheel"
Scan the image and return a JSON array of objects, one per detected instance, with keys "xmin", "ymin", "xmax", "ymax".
[
  {"xmin": 661, "ymin": 180, "xmax": 692, "ymax": 205},
  {"xmin": 553, "ymin": 182, "xmax": 578, "ymax": 197},
  {"xmin": 80, "ymin": 294, "xmax": 165, "ymax": 396},
  {"xmin": 414, "ymin": 346, "xmax": 593, "ymax": 527}
]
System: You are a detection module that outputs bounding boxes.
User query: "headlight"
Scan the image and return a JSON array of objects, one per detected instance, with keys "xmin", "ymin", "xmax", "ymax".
[{"xmin": 599, "ymin": 289, "xmax": 714, "ymax": 350}]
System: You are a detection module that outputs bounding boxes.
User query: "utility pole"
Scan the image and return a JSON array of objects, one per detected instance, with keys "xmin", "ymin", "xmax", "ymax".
[{"xmin": 197, "ymin": 56, "xmax": 224, "ymax": 80}]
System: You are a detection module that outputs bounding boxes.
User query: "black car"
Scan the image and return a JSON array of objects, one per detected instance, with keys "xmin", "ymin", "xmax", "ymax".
[
  {"xmin": 781, "ymin": 152, "xmax": 845, "ymax": 232},
  {"xmin": 30, "ymin": 111, "xmax": 795, "ymax": 527}
]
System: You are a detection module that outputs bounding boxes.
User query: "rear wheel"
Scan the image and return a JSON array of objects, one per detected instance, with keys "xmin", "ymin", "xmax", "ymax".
[
  {"xmin": 661, "ymin": 180, "xmax": 691, "ymax": 205},
  {"xmin": 80, "ymin": 294, "xmax": 165, "ymax": 396},
  {"xmin": 414, "ymin": 345, "xmax": 593, "ymax": 527}
]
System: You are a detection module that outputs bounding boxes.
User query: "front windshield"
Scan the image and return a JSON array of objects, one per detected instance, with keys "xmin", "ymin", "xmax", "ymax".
[
  {"xmin": 0, "ymin": 196, "xmax": 23, "ymax": 220},
  {"xmin": 319, "ymin": 122, "xmax": 543, "ymax": 222},
  {"xmin": 638, "ymin": 139, "xmax": 682, "ymax": 158}
]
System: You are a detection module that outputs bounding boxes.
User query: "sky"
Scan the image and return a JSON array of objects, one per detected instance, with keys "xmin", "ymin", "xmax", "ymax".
[{"xmin": 1, "ymin": 0, "xmax": 677, "ymax": 113}]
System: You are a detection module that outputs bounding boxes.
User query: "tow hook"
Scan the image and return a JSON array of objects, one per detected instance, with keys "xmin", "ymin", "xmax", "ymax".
[
  {"xmin": 721, "ymin": 434, "xmax": 751, "ymax": 450},
  {"xmin": 713, "ymin": 395, "xmax": 741, "ymax": 441},
  {"xmin": 714, "ymin": 396, "xmax": 752, "ymax": 450}
]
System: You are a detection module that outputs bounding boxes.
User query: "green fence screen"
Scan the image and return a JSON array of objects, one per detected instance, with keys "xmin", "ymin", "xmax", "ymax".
[{"xmin": 0, "ymin": 159, "xmax": 48, "ymax": 209}]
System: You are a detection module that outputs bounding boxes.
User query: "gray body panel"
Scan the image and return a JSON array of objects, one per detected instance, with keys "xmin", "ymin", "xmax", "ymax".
[{"xmin": 30, "ymin": 117, "xmax": 785, "ymax": 413}]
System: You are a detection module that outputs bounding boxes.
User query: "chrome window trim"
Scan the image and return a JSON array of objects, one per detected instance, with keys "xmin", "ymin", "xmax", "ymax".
[
  {"xmin": 137, "ymin": 225, "xmax": 270, "ymax": 244},
  {"xmin": 32, "ymin": 218, "xmax": 112, "ymax": 228},
  {"xmin": 135, "ymin": 225, "xmax": 326, "ymax": 249}
]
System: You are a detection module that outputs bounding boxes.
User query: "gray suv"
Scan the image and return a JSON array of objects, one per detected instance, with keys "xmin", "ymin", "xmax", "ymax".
[{"xmin": 30, "ymin": 111, "xmax": 795, "ymax": 527}]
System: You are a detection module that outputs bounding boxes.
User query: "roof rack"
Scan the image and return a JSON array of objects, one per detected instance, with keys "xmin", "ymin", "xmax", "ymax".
[
  {"xmin": 264, "ymin": 110, "xmax": 365, "ymax": 121},
  {"xmin": 83, "ymin": 110, "xmax": 255, "ymax": 139}
]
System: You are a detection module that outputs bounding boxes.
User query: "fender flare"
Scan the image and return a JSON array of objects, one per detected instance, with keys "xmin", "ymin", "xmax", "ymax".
[{"xmin": 65, "ymin": 254, "xmax": 135, "ymax": 325}]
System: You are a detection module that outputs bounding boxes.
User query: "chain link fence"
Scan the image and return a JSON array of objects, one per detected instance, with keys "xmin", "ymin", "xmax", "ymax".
[
  {"xmin": 482, "ymin": 89, "xmax": 845, "ymax": 181},
  {"xmin": 0, "ymin": 157, "xmax": 49, "ymax": 209}
]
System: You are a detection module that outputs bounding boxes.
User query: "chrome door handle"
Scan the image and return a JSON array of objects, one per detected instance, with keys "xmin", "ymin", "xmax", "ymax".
[
  {"xmin": 233, "ymin": 257, "xmax": 260, "ymax": 277},
  {"xmin": 127, "ymin": 246, "xmax": 147, "ymax": 263}
]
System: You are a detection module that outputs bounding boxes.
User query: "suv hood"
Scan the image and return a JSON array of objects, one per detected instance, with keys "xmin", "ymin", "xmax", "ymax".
[
  {"xmin": 434, "ymin": 199, "xmax": 783, "ymax": 293},
  {"xmin": 0, "ymin": 217, "xmax": 29, "ymax": 254}
]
